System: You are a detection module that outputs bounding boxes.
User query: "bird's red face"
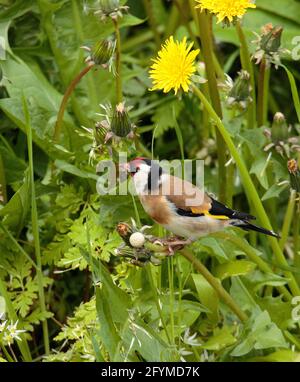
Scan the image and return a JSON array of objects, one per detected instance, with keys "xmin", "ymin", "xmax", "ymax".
[{"xmin": 125, "ymin": 157, "xmax": 151, "ymax": 177}]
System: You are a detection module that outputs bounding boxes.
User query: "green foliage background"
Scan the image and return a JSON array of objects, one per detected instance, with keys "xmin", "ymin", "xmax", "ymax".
[{"xmin": 0, "ymin": 0, "xmax": 300, "ymax": 362}]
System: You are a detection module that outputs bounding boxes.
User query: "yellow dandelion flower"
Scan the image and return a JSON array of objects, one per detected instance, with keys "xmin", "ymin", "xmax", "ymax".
[
  {"xmin": 195, "ymin": 0, "xmax": 256, "ymax": 23},
  {"xmin": 149, "ymin": 36, "xmax": 200, "ymax": 95}
]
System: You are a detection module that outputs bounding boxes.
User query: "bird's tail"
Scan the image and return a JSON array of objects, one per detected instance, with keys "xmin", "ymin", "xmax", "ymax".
[{"xmin": 231, "ymin": 220, "xmax": 279, "ymax": 238}]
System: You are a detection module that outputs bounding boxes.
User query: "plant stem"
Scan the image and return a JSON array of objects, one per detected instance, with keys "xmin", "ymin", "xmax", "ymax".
[
  {"xmin": 53, "ymin": 63, "xmax": 94, "ymax": 142},
  {"xmin": 23, "ymin": 96, "xmax": 50, "ymax": 355},
  {"xmin": 146, "ymin": 266, "xmax": 172, "ymax": 344},
  {"xmin": 0, "ymin": 151, "xmax": 7, "ymax": 204},
  {"xmin": 197, "ymin": 11, "xmax": 227, "ymax": 203},
  {"xmin": 1, "ymin": 344, "xmax": 14, "ymax": 362},
  {"xmin": 113, "ymin": 18, "xmax": 123, "ymax": 104},
  {"xmin": 181, "ymin": 249, "xmax": 248, "ymax": 322},
  {"xmin": 143, "ymin": 0, "xmax": 160, "ymax": 49},
  {"xmin": 175, "ymin": 0, "xmax": 199, "ymax": 50},
  {"xmin": 192, "ymin": 84, "xmax": 300, "ymax": 297},
  {"xmin": 280, "ymin": 190, "xmax": 296, "ymax": 251},
  {"xmin": 163, "ymin": 0, "xmax": 181, "ymax": 39},
  {"xmin": 0, "ymin": 221, "xmax": 38, "ymax": 270},
  {"xmin": 257, "ymin": 58, "xmax": 269, "ymax": 127},
  {"xmin": 294, "ymin": 198, "xmax": 300, "ymax": 282},
  {"xmin": 235, "ymin": 21, "xmax": 256, "ymax": 129},
  {"xmin": 226, "ymin": 162, "xmax": 235, "ymax": 208}
]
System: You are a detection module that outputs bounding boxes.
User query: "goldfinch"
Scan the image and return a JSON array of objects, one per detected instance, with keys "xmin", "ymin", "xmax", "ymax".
[{"xmin": 126, "ymin": 157, "xmax": 278, "ymax": 240}]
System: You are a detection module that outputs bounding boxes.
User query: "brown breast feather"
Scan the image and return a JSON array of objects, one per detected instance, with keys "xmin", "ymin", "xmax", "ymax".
[{"xmin": 140, "ymin": 195, "xmax": 171, "ymax": 224}]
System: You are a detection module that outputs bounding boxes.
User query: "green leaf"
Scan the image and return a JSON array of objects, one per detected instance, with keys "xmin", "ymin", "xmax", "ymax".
[
  {"xmin": 214, "ymin": 260, "xmax": 257, "ymax": 281},
  {"xmin": 151, "ymin": 99, "xmax": 183, "ymax": 138},
  {"xmin": 191, "ymin": 273, "xmax": 219, "ymax": 324},
  {"xmin": 250, "ymin": 155, "xmax": 269, "ymax": 189},
  {"xmin": 249, "ymin": 349, "xmax": 300, "ymax": 362},
  {"xmin": 231, "ymin": 311, "xmax": 288, "ymax": 357},
  {"xmin": 96, "ymin": 286, "xmax": 121, "ymax": 359},
  {"xmin": 256, "ymin": 0, "xmax": 300, "ymax": 25},
  {"xmin": 257, "ymin": 296, "xmax": 294, "ymax": 330},
  {"xmin": 262, "ymin": 183, "xmax": 289, "ymax": 201},
  {"xmin": 0, "ymin": 169, "xmax": 30, "ymax": 232},
  {"xmin": 0, "ymin": 142, "xmax": 26, "ymax": 184},
  {"xmin": 196, "ymin": 237, "xmax": 228, "ymax": 261},
  {"xmin": 202, "ymin": 326, "xmax": 237, "ymax": 351},
  {"xmin": 281, "ymin": 65, "xmax": 300, "ymax": 123},
  {"xmin": 54, "ymin": 160, "xmax": 98, "ymax": 180}
]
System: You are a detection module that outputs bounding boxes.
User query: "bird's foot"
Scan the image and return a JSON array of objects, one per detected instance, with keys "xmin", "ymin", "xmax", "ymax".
[{"xmin": 152, "ymin": 236, "xmax": 192, "ymax": 256}]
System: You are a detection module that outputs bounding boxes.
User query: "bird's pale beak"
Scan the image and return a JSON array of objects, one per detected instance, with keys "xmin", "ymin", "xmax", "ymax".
[{"xmin": 120, "ymin": 162, "xmax": 134, "ymax": 176}]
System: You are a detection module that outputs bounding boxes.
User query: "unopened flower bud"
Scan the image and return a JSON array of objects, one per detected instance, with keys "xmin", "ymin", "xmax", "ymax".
[
  {"xmin": 227, "ymin": 70, "xmax": 252, "ymax": 109},
  {"xmin": 91, "ymin": 39, "xmax": 115, "ymax": 66},
  {"xmin": 252, "ymin": 23, "xmax": 285, "ymax": 67},
  {"xmin": 111, "ymin": 102, "xmax": 133, "ymax": 138},
  {"xmin": 288, "ymin": 159, "xmax": 300, "ymax": 192},
  {"xmin": 117, "ymin": 222, "xmax": 132, "ymax": 239},
  {"xmin": 260, "ymin": 24, "xmax": 283, "ymax": 54},
  {"xmin": 271, "ymin": 112, "xmax": 288, "ymax": 142},
  {"xmin": 95, "ymin": 0, "xmax": 129, "ymax": 20}
]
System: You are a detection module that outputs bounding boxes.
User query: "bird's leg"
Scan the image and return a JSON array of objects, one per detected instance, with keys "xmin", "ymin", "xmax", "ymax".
[{"xmin": 152, "ymin": 236, "xmax": 193, "ymax": 256}]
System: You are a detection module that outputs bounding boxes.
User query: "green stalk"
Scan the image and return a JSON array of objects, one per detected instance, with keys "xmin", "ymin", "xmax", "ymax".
[
  {"xmin": 284, "ymin": 330, "xmax": 300, "ymax": 351},
  {"xmin": 181, "ymin": 249, "xmax": 248, "ymax": 322},
  {"xmin": 113, "ymin": 18, "xmax": 123, "ymax": 104},
  {"xmin": 146, "ymin": 266, "xmax": 172, "ymax": 344},
  {"xmin": 279, "ymin": 190, "xmax": 296, "ymax": 251},
  {"xmin": 235, "ymin": 21, "xmax": 256, "ymax": 129},
  {"xmin": 145, "ymin": 243, "xmax": 247, "ymax": 321},
  {"xmin": 143, "ymin": 0, "xmax": 160, "ymax": 49},
  {"xmin": 197, "ymin": 11, "xmax": 227, "ymax": 203},
  {"xmin": 168, "ymin": 257, "xmax": 175, "ymax": 344},
  {"xmin": 163, "ymin": 0, "xmax": 181, "ymax": 39},
  {"xmin": 213, "ymin": 232, "xmax": 292, "ymax": 300},
  {"xmin": 0, "ymin": 151, "xmax": 7, "ymax": 204},
  {"xmin": 53, "ymin": 63, "xmax": 94, "ymax": 142},
  {"xmin": 226, "ymin": 162, "xmax": 235, "ymax": 208},
  {"xmin": 257, "ymin": 58, "xmax": 270, "ymax": 127},
  {"xmin": 71, "ymin": 0, "xmax": 98, "ymax": 111},
  {"xmin": 0, "ymin": 277, "xmax": 32, "ymax": 361},
  {"xmin": 192, "ymin": 84, "xmax": 300, "ymax": 296},
  {"xmin": 0, "ymin": 222, "xmax": 38, "ymax": 270},
  {"xmin": 175, "ymin": 0, "xmax": 200, "ymax": 50},
  {"xmin": 122, "ymin": 27, "xmax": 164, "ymax": 51},
  {"xmin": 23, "ymin": 96, "xmax": 50, "ymax": 355},
  {"xmin": 294, "ymin": 198, "xmax": 300, "ymax": 282},
  {"xmin": 1, "ymin": 344, "xmax": 14, "ymax": 362}
]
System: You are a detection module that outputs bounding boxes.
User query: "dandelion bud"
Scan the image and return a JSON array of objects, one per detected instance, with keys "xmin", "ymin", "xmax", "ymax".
[
  {"xmin": 227, "ymin": 70, "xmax": 252, "ymax": 109},
  {"xmin": 111, "ymin": 102, "xmax": 133, "ymax": 138},
  {"xmin": 288, "ymin": 159, "xmax": 300, "ymax": 192},
  {"xmin": 90, "ymin": 39, "xmax": 115, "ymax": 66},
  {"xmin": 260, "ymin": 24, "xmax": 283, "ymax": 54},
  {"xmin": 271, "ymin": 112, "xmax": 288, "ymax": 142},
  {"xmin": 95, "ymin": 0, "xmax": 129, "ymax": 20},
  {"xmin": 117, "ymin": 222, "xmax": 132, "ymax": 240},
  {"xmin": 129, "ymin": 232, "xmax": 146, "ymax": 248},
  {"xmin": 252, "ymin": 24, "xmax": 285, "ymax": 67}
]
